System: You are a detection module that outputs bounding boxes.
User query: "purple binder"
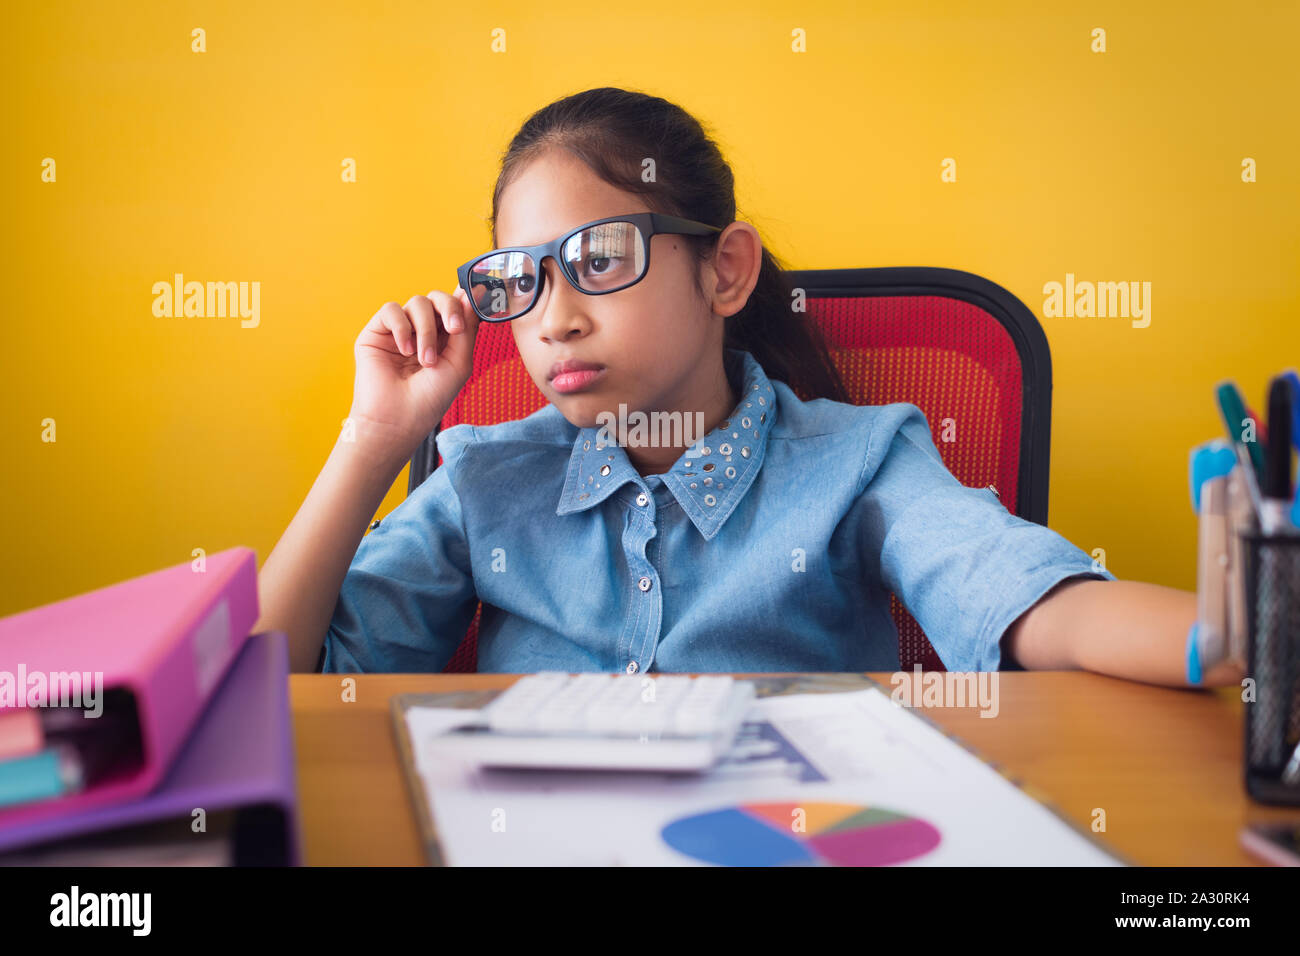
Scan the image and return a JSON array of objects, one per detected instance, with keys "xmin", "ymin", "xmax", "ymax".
[{"xmin": 0, "ymin": 631, "xmax": 302, "ymax": 865}]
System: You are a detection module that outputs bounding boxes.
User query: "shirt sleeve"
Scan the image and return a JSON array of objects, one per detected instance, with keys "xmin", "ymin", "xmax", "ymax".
[
  {"xmin": 320, "ymin": 424, "xmax": 480, "ymax": 673},
  {"xmin": 856, "ymin": 403, "xmax": 1117, "ymax": 671}
]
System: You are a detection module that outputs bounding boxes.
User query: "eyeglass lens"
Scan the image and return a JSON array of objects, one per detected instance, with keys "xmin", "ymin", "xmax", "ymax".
[{"xmin": 467, "ymin": 221, "xmax": 648, "ymax": 320}]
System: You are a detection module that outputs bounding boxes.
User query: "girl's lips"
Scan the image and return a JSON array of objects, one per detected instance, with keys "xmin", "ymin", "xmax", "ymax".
[{"xmin": 551, "ymin": 368, "xmax": 605, "ymax": 394}]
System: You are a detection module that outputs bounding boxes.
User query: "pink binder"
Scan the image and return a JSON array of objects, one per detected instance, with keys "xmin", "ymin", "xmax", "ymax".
[
  {"xmin": 0, "ymin": 547, "xmax": 259, "ymax": 829},
  {"xmin": 0, "ymin": 631, "xmax": 301, "ymax": 865}
]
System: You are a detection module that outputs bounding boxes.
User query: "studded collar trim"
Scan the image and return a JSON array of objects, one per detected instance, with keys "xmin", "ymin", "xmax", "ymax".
[{"xmin": 555, "ymin": 349, "xmax": 778, "ymax": 541}]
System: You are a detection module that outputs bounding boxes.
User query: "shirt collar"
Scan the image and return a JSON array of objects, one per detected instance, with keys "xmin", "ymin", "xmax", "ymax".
[{"xmin": 556, "ymin": 348, "xmax": 778, "ymax": 541}]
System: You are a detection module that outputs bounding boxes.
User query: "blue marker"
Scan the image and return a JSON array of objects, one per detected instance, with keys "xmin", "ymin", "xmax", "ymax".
[{"xmin": 1283, "ymin": 370, "xmax": 1300, "ymax": 528}]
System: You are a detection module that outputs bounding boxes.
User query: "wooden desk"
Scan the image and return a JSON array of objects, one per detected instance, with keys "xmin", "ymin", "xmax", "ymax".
[{"xmin": 289, "ymin": 671, "xmax": 1299, "ymax": 866}]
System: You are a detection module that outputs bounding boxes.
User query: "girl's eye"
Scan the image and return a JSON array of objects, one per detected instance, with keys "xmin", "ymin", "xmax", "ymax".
[
  {"xmin": 509, "ymin": 275, "xmax": 536, "ymax": 295},
  {"xmin": 585, "ymin": 256, "xmax": 612, "ymax": 275}
]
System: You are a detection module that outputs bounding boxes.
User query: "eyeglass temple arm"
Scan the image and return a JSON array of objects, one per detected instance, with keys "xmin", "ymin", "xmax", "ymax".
[{"xmin": 649, "ymin": 212, "xmax": 723, "ymax": 237}]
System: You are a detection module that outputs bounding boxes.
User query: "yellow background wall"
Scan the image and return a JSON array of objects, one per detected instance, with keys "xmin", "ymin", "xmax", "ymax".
[{"xmin": 3, "ymin": 1, "xmax": 1297, "ymax": 615}]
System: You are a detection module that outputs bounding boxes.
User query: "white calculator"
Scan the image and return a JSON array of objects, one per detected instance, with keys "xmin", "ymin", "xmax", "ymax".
[{"xmin": 422, "ymin": 672, "xmax": 758, "ymax": 772}]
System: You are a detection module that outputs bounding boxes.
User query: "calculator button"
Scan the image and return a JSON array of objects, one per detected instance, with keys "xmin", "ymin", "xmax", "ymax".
[
  {"xmin": 532, "ymin": 674, "xmax": 608, "ymax": 732},
  {"xmin": 485, "ymin": 673, "xmax": 571, "ymax": 733}
]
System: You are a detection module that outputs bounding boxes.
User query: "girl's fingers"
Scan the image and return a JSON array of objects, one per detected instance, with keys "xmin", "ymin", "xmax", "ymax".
[
  {"xmin": 367, "ymin": 290, "xmax": 469, "ymax": 369},
  {"xmin": 428, "ymin": 289, "xmax": 463, "ymax": 338},
  {"xmin": 452, "ymin": 286, "xmax": 477, "ymax": 331},
  {"xmin": 405, "ymin": 295, "xmax": 440, "ymax": 367},
  {"xmin": 374, "ymin": 301, "xmax": 415, "ymax": 356},
  {"xmin": 443, "ymin": 293, "xmax": 461, "ymax": 332}
]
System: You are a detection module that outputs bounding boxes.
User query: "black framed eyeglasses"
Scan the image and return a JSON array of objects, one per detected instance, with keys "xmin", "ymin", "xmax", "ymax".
[{"xmin": 455, "ymin": 212, "xmax": 723, "ymax": 322}]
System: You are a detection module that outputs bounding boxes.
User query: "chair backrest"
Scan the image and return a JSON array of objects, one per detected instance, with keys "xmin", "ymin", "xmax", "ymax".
[{"xmin": 407, "ymin": 266, "xmax": 1052, "ymax": 674}]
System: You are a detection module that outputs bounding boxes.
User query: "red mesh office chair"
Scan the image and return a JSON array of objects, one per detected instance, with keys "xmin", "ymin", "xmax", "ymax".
[{"xmin": 405, "ymin": 267, "xmax": 1053, "ymax": 673}]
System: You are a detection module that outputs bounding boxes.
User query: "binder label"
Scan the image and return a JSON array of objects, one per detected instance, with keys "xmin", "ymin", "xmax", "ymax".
[{"xmin": 193, "ymin": 598, "xmax": 231, "ymax": 697}]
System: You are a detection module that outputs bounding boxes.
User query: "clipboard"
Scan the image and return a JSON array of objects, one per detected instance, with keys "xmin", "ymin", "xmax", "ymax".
[{"xmin": 390, "ymin": 673, "xmax": 1132, "ymax": 866}]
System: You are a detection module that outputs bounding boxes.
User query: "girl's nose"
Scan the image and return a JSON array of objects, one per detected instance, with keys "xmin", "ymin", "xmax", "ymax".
[{"xmin": 534, "ymin": 265, "xmax": 592, "ymax": 342}]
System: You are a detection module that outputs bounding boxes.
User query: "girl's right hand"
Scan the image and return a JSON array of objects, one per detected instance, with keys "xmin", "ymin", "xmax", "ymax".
[{"xmin": 347, "ymin": 286, "xmax": 480, "ymax": 456}]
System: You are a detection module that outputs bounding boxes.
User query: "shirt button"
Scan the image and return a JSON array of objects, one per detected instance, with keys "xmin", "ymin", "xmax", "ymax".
[
  {"xmin": 636, "ymin": 492, "xmax": 649, "ymax": 506},
  {"xmin": 638, "ymin": 576, "xmax": 652, "ymax": 592},
  {"xmin": 626, "ymin": 661, "xmax": 639, "ymax": 674}
]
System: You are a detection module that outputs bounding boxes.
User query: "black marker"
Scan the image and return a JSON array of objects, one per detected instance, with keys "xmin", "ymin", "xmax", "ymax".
[{"xmin": 1262, "ymin": 376, "xmax": 1296, "ymax": 535}]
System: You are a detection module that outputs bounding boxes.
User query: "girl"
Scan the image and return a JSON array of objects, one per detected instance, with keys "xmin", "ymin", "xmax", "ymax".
[{"xmin": 255, "ymin": 87, "xmax": 1241, "ymax": 688}]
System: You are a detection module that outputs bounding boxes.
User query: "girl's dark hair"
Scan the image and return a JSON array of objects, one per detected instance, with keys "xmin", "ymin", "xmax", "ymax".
[{"xmin": 488, "ymin": 86, "xmax": 851, "ymax": 404}]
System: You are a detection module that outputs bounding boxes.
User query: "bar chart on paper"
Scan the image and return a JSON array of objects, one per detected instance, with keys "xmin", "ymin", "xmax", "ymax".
[{"xmin": 660, "ymin": 801, "xmax": 942, "ymax": 866}]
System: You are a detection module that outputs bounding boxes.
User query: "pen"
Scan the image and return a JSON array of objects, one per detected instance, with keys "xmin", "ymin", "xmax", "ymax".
[
  {"xmin": 1283, "ymin": 370, "xmax": 1300, "ymax": 529},
  {"xmin": 1281, "ymin": 370, "xmax": 1300, "ymax": 444},
  {"xmin": 1261, "ymin": 375, "xmax": 1297, "ymax": 536},
  {"xmin": 1216, "ymin": 381, "xmax": 1267, "ymax": 486},
  {"xmin": 1245, "ymin": 405, "xmax": 1269, "ymax": 447}
]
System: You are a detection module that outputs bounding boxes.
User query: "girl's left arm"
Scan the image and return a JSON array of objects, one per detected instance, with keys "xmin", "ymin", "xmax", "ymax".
[{"xmin": 1000, "ymin": 578, "xmax": 1246, "ymax": 688}]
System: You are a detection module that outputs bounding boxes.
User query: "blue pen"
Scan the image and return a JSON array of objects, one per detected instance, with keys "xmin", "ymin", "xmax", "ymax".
[{"xmin": 1283, "ymin": 370, "xmax": 1300, "ymax": 528}]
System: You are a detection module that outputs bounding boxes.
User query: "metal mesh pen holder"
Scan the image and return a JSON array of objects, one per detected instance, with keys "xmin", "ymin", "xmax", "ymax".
[{"xmin": 1241, "ymin": 530, "xmax": 1300, "ymax": 804}]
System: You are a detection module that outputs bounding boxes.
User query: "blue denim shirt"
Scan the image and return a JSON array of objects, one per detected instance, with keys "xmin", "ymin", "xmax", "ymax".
[{"xmin": 321, "ymin": 348, "xmax": 1115, "ymax": 674}]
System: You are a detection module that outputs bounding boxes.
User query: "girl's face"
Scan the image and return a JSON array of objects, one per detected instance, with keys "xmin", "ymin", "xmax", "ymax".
[{"xmin": 496, "ymin": 148, "xmax": 727, "ymax": 430}]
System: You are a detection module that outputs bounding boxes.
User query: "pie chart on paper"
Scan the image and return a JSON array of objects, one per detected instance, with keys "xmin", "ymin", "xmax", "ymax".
[{"xmin": 660, "ymin": 801, "xmax": 942, "ymax": 866}]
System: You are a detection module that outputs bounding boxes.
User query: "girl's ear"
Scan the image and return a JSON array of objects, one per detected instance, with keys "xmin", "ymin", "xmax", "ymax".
[{"xmin": 707, "ymin": 223, "xmax": 763, "ymax": 319}]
